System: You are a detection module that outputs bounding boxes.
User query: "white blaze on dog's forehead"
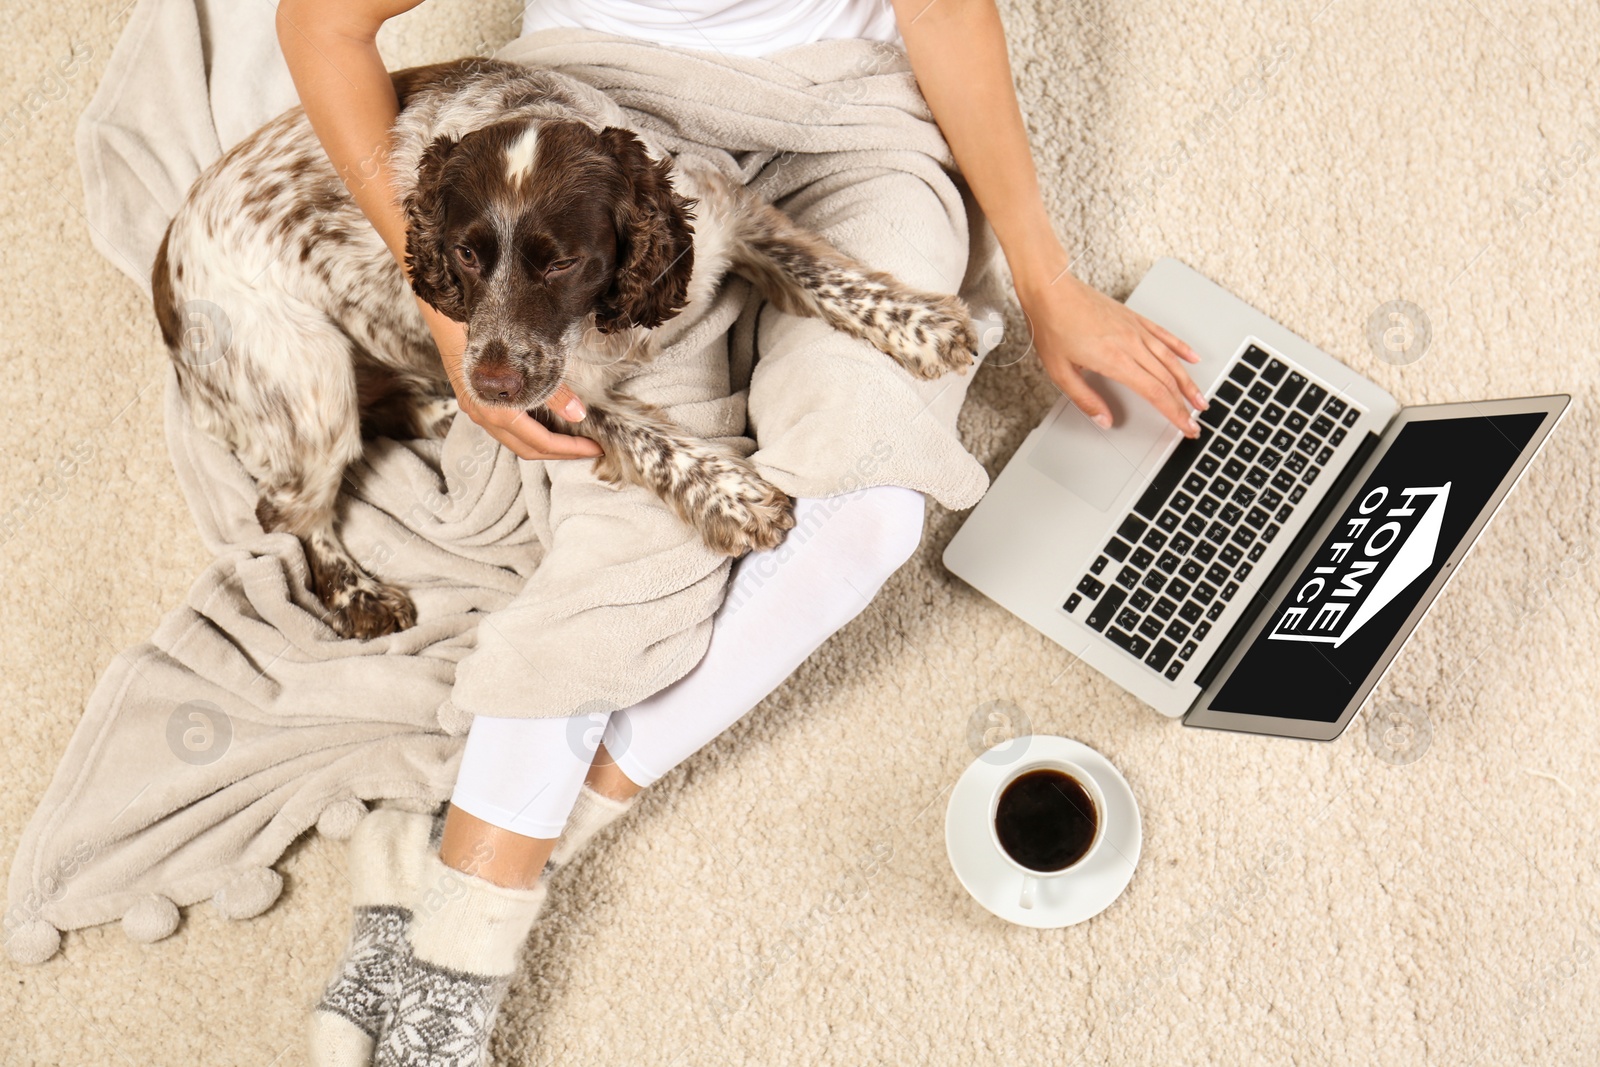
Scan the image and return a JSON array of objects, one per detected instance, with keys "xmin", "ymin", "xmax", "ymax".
[{"xmin": 504, "ymin": 125, "xmax": 540, "ymax": 183}]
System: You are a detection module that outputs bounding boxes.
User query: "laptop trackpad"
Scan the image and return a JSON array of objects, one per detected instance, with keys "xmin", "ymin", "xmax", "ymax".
[{"xmin": 1026, "ymin": 402, "xmax": 1152, "ymax": 513}]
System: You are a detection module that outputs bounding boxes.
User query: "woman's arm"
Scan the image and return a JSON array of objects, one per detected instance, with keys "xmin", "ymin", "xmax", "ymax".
[
  {"xmin": 274, "ymin": 0, "xmax": 600, "ymax": 459},
  {"xmin": 892, "ymin": 0, "xmax": 1206, "ymax": 438}
]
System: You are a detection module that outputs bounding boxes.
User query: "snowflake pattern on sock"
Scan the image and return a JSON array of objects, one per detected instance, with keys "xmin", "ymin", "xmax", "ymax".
[
  {"xmin": 375, "ymin": 954, "xmax": 508, "ymax": 1067},
  {"xmin": 317, "ymin": 905, "xmax": 411, "ymax": 1036}
]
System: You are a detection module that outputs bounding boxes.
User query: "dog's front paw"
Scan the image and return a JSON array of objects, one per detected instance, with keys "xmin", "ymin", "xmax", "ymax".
[
  {"xmin": 417, "ymin": 395, "xmax": 460, "ymax": 439},
  {"xmin": 693, "ymin": 461, "xmax": 795, "ymax": 555},
  {"xmin": 874, "ymin": 292, "xmax": 978, "ymax": 380},
  {"xmin": 322, "ymin": 579, "xmax": 418, "ymax": 639}
]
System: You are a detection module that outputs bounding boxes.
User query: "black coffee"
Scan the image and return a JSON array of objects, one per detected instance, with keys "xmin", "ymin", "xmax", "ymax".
[{"xmin": 994, "ymin": 769, "xmax": 1098, "ymax": 872}]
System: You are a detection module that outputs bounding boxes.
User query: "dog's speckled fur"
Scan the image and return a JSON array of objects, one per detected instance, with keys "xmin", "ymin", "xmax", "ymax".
[{"xmin": 152, "ymin": 58, "xmax": 974, "ymax": 638}]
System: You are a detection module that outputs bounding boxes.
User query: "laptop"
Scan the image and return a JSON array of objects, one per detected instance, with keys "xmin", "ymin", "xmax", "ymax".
[{"xmin": 943, "ymin": 258, "xmax": 1568, "ymax": 741}]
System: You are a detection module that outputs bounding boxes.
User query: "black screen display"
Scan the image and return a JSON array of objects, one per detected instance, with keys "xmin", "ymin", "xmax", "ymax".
[{"xmin": 1209, "ymin": 412, "xmax": 1545, "ymax": 722}]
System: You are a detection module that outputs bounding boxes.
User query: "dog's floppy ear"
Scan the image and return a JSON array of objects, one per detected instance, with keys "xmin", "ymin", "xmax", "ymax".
[
  {"xmin": 403, "ymin": 136, "xmax": 468, "ymax": 321},
  {"xmin": 594, "ymin": 127, "xmax": 696, "ymax": 333}
]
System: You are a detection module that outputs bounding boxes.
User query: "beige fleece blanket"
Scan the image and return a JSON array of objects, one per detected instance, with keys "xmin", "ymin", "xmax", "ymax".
[{"xmin": 5, "ymin": 8, "xmax": 1005, "ymax": 963}]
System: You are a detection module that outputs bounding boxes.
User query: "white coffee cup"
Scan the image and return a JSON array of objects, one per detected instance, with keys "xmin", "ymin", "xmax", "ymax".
[{"xmin": 988, "ymin": 758, "xmax": 1106, "ymax": 909}]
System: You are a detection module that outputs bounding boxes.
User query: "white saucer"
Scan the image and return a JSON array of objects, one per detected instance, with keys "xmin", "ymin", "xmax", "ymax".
[{"xmin": 944, "ymin": 735, "xmax": 1142, "ymax": 929}]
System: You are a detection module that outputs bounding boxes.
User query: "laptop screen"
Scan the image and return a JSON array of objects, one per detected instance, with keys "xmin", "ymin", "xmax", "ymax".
[{"xmin": 1207, "ymin": 410, "xmax": 1548, "ymax": 723}]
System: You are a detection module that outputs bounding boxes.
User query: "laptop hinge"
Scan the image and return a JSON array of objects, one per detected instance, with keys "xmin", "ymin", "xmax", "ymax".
[{"xmin": 1192, "ymin": 429, "xmax": 1385, "ymax": 691}]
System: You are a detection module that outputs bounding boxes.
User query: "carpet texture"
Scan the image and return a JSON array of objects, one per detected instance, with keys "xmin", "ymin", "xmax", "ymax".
[{"xmin": 3, "ymin": 1, "xmax": 1597, "ymax": 1064}]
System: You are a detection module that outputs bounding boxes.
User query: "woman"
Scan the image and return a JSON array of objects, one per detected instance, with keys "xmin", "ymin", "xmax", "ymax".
[{"xmin": 280, "ymin": 1, "xmax": 1205, "ymax": 1063}]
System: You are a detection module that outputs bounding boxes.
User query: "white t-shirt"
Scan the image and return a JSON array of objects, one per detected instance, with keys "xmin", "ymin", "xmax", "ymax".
[{"xmin": 520, "ymin": 0, "xmax": 901, "ymax": 57}]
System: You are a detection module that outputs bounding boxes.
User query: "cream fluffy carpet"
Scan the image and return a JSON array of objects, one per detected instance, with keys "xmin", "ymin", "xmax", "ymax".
[{"xmin": 4, "ymin": 1, "xmax": 1598, "ymax": 1063}]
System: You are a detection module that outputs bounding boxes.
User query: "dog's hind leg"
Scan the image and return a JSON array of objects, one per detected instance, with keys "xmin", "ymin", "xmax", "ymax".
[
  {"xmin": 255, "ymin": 463, "xmax": 419, "ymax": 642},
  {"xmin": 173, "ymin": 301, "xmax": 419, "ymax": 639},
  {"xmin": 720, "ymin": 183, "xmax": 977, "ymax": 380}
]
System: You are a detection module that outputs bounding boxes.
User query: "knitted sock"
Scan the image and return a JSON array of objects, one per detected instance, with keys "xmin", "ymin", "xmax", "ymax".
[
  {"xmin": 375, "ymin": 853, "xmax": 549, "ymax": 1067},
  {"xmin": 544, "ymin": 785, "xmax": 636, "ymax": 876},
  {"xmin": 309, "ymin": 809, "xmax": 434, "ymax": 1067}
]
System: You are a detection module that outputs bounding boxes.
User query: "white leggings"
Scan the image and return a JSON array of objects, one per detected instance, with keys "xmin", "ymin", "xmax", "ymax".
[{"xmin": 450, "ymin": 485, "xmax": 925, "ymax": 838}]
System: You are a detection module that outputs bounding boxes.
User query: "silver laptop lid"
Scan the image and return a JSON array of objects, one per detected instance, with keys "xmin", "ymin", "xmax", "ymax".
[{"xmin": 1183, "ymin": 395, "xmax": 1570, "ymax": 741}]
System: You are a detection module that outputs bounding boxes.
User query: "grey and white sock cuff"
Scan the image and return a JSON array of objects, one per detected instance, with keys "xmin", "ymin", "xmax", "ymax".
[
  {"xmin": 549, "ymin": 785, "xmax": 635, "ymax": 868},
  {"xmin": 346, "ymin": 808, "xmax": 435, "ymax": 909},
  {"xmin": 408, "ymin": 852, "xmax": 549, "ymax": 978},
  {"xmin": 573, "ymin": 784, "xmax": 634, "ymax": 821}
]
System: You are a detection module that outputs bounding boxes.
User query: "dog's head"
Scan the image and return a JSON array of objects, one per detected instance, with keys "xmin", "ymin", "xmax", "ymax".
[{"xmin": 403, "ymin": 119, "xmax": 696, "ymax": 409}]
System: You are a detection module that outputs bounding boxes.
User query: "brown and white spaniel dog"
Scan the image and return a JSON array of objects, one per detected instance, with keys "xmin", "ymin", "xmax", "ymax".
[{"xmin": 152, "ymin": 58, "xmax": 974, "ymax": 639}]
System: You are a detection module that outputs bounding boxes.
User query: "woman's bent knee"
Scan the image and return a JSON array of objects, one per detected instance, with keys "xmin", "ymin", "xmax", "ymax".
[{"xmin": 831, "ymin": 485, "xmax": 926, "ymax": 590}]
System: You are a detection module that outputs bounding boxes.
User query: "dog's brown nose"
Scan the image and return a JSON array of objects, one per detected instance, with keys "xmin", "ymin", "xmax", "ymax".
[{"xmin": 470, "ymin": 364, "xmax": 526, "ymax": 401}]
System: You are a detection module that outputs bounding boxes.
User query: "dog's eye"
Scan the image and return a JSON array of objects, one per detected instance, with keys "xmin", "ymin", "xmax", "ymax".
[
  {"xmin": 546, "ymin": 258, "xmax": 577, "ymax": 276},
  {"xmin": 454, "ymin": 245, "xmax": 479, "ymax": 269}
]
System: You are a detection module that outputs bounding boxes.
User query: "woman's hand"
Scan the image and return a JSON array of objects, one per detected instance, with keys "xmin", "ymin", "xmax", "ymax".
[
  {"xmin": 894, "ymin": 0, "xmax": 1208, "ymax": 439},
  {"xmin": 419, "ymin": 300, "xmax": 603, "ymax": 461},
  {"xmin": 1017, "ymin": 273, "xmax": 1209, "ymax": 439}
]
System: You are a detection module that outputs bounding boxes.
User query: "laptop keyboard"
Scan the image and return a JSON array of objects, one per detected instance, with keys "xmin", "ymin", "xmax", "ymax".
[{"xmin": 1062, "ymin": 344, "xmax": 1363, "ymax": 682}]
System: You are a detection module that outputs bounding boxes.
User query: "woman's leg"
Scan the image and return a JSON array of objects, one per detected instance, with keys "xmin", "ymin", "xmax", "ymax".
[
  {"xmin": 591, "ymin": 483, "xmax": 926, "ymax": 794},
  {"xmin": 443, "ymin": 712, "xmax": 601, "ymax": 886},
  {"xmin": 437, "ymin": 485, "xmax": 926, "ymax": 881},
  {"xmin": 326, "ymin": 446, "xmax": 933, "ymax": 1067},
  {"xmin": 361, "ymin": 716, "xmax": 600, "ymax": 1066},
  {"xmin": 361, "ymin": 483, "xmax": 924, "ymax": 1064}
]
